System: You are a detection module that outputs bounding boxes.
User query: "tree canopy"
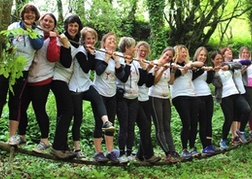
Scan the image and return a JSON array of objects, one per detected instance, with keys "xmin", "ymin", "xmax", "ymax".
[{"xmin": 0, "ymin": 0, "xmax": 252, "ymax": 57}]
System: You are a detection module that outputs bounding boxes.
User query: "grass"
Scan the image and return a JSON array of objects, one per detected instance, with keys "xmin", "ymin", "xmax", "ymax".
[{"xmin": 1, "ymin": 92, "xmax": 252, "ymax": 178}]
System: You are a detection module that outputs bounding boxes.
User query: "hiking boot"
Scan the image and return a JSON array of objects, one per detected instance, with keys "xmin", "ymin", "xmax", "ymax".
[
  {"xmin": 144, "ymin": 155, "xmax": 161, "ymax": 163},
  {"xmin": 232, "ymin": 136, "xmax": 242, "ymax": 146},
  {"xmin": 171, "ymin": 151, "xmax": 181, "ymax": 161},
  {"xmin": 135, "ymin": 155, "xmax": 145, "ymax": 162},
  {"xmin": 93, "ymin": 152, "xmax": 109, "ymax": 163},
  {"xmin": 220, "ymin": 139, "xmax": 228, "ymax": 150},
  {"xmin": 190, "ymin": 147, "xmax": 201, "ymax": 157},
  {"xmin": 74, "ymin": 150, "xmax": 88, "ymax": 161},
  {"xmin": 236, "ymin": 130, "xmax": 247, "ymax": 143},
  {"xmin": 118, "ymin": 155, "xmax": 129, "ymax": 164},
  {"xmin": 106, "ymin": 151, "xmax": 119, "ymax": 164},
  {"xmin": 202, "ymin": 145, "xmax": 216, "ymax": 155},
  {"xmin": 51, "ymin": 148, "xmax": 76, "ymax": 159},
  {"xmin": 32, "ymin": 141, "xmax": 50, "ymax": 154},
  {"xmin": 7, "ymin": 135, "xmax": 21, "ymax": 146},
  {"xmin": 102, "ymin": 121, "xmax": 116, "ymax": 132},
  {"xmin": 181, "ymin": 149, "xmax": 192, "ymax": 159}
]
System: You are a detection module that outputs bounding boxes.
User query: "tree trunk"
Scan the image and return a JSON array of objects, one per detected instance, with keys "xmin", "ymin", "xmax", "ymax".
[
  {"xmin": 0, "ymin": 0, "xmax": 13, "ymax": 58},
  {"xmin": 56, "ymin": 0, "xmax": 64, "ymax": 26},
  {"xmin": 147, "ymin": 0, "xmax": 167, "ymax": 58}
]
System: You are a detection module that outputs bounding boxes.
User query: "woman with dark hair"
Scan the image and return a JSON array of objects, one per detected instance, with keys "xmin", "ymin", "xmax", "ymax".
[
  {"xmin": 17, "ymin": 13, "xmax": 61, "ymax": 153},
  {"xmin": 211, "ymin": 50, "xmax": 250, "ymax": 150},
  {"xmin": 50, "ymin": 15, "xmax": 83, "ymax": 159},
  {"xmin": 3, "ymin": 4, "xmax": 44, "ymax": 145},
  {"xmin": 220, "ymin": 47, "xmax": 251, "ymax": 145}
]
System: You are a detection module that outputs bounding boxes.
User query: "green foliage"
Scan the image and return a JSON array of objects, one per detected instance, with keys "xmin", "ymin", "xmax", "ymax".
[
  {"xmin": 147, "ymin": 0, "xmax": 167, "ymax": 58},
  {"xmin": 83, "ymin": 0, "xmax": 123, "ymax": 36},
  {"xmin": 0, "ymin": 27, "xmax": 42, "ymax": 93}
]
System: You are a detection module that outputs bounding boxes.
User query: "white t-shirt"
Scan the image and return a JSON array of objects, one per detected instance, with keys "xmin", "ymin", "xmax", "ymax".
[
  {"xmin": 233, "ymin": 69, "xmax": 245, "ymax": 94},
  {"xmin": 170, "ymin": 69, "xmax": 196, "ymax": 99},
  {"xmin": 53, "ymin": 44, "xmax": 79, "ymax": 83},
  {"xmin": 218, "ymin": 69, "xmax": 239, "ymax": 98},
  {"xmin": 68, "ymin": 46, "xmax": 92, "ymax": 92},
  {"xmin": 93, "ymin": 49, "xmax": 121, "ymax": 97},
  {"xmin": 193, "ymin": 71, "xmax": 211, "ymax": 96},
  {"xmin": 117, "ymin": 56, "xmax": 140, "ymax": 100},
  {"xmin": 149, "ymin": 61, "xmax": 170, "ymax": 99}
]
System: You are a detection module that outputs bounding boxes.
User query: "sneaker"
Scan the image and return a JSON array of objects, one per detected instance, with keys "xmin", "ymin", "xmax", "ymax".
[
  {"xmin": 112, "ymin": 149, "xmax": 120, "ymax": 158},
  {"xmin": 232, "ymin": 136, "xmax": 242, "ymax": 146},
  {"xmin": 236, "ymin": 130, "xmax": 247, "ymax": 143},
  {"xmin": 93, "ymin": 152, "xmax": 109, "ymax": 163},
  {"xmin": 102, "ymin": 121, "xmax": 116, "ymax": 132},
  {"xmin": 144, "ymin": 155, "xmax": 161, "ymax": 163},
  {"xmin": 181, "ymin": 149, "xmax": 192, "ymax": 159},
  {"xmin": 248, "ymin": 131, "xmax": 252, "ymax": 141},
  {"xmin": 220, "ymin": 139, "xmax": 228, "ymax": 150},
  {"xmin": 190, "ymin": 147, "xmax": 201, "ymax": 157},
  {"xmin": 118, "ymin": 155, "xmax": 129, "ymax": 164},
  {"xmin": 202, "ymin": 145, "xmax": 216, "ymax": 155},
  {"xmin": 74, "ymin": 150, "xmax": 88, "ymax": 161},
  {"xmin": 106, "ymin": 151, "xmax": 119, "ymax": 164},
  {"xmin": 7, "ymin": 135, "xmax": 21, "ymax": 146},
  {"xmin": 127, "ymin": 154, "xmax": 135, "ymax": 161},
  {"xmin": 32, "ymin": 141, "xmax": 50, "ymax": 154},
  {"xmin": 51, "ymin": 148, "xmax": 76, "ymax": 159},
  {"xmin": 210, "ymin": 145, "xmax": 221, "ymax": 153}
]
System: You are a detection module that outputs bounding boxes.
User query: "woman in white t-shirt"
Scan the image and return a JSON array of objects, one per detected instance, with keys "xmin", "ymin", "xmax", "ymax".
[
  {"xmin": 116, "ymin": 37, "xmax": 148, "ymax": 163},
  {"xmin": 149, "ymin": 46, "xmax": 181, "ymax": 162},
  {"xmin": 192, "ymin": 47, "xmax": 219, "ymax": 155},
  {"xmin": 170, "ymin": 45, "xmax": 204, "ymax": 159}
]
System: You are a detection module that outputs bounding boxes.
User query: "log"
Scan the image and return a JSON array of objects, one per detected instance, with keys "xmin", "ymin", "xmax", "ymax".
[{"xmin": 0, "ymin": 140, "xmax": 251, "ymax": 167}]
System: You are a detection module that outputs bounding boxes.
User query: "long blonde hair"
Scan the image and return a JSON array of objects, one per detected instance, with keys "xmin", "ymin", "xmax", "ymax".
[
  {"xmin": 239, "ymin": 46, "xmax": 251, "ymax": 59},
  {"xmin": 173, "ymin": 45, "xmax": 190, "ymax": 63}
]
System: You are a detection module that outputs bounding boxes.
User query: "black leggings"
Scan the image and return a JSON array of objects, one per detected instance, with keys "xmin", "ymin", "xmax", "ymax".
[
  {"xmin": 198, "ymin": 95, "xmax": 214, "ymax": 148},
  {"xmin": 7, "ymin": 71, "xmax": 29, "ymax": 121},
  {"xmin": 19, "ymin": 83, "xmax": 51, "ymax": 139},
  {"xmin": 51, "ymin": 80, "xmax": 74, "ymax": 151},
  {"xmin": 0, "ymin": 75, "xmax": 9, "ymax": 117},
  {"xmin": 71, "ymin": 85, "xmax": 107, "ymax": 140},
  {"xmin": 221, "ymin": 94, "xmax": 250, "ymax": 140},
  {"xmin": 101, "ymin": 95, "xmax": 117, "ymax": 136},
  {"xmin": 136, "ymin": 100, "xmax": 154, "ymax": 159},
  {"xmin": 117, "ymin": 97, "xmax": 138, "ymax": 156},
  {"xmin": 172, "ymin": 96, "xmax": 199, "ymax": 150}
]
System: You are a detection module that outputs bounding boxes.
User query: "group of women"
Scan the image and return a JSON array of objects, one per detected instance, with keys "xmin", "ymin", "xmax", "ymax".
[{"xmin": 1, "ymin": 3, "xmax": 252, "ymax": 164}]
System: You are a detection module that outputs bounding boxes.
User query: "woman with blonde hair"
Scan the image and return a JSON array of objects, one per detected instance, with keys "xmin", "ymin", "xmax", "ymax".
[
  {"xmin": 170, "ymin": 45, "xmax": 204, "ymax": 159},
  {"xmin": 192, "ymin": 46, "xmax": 219, "ymax": 155}
]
